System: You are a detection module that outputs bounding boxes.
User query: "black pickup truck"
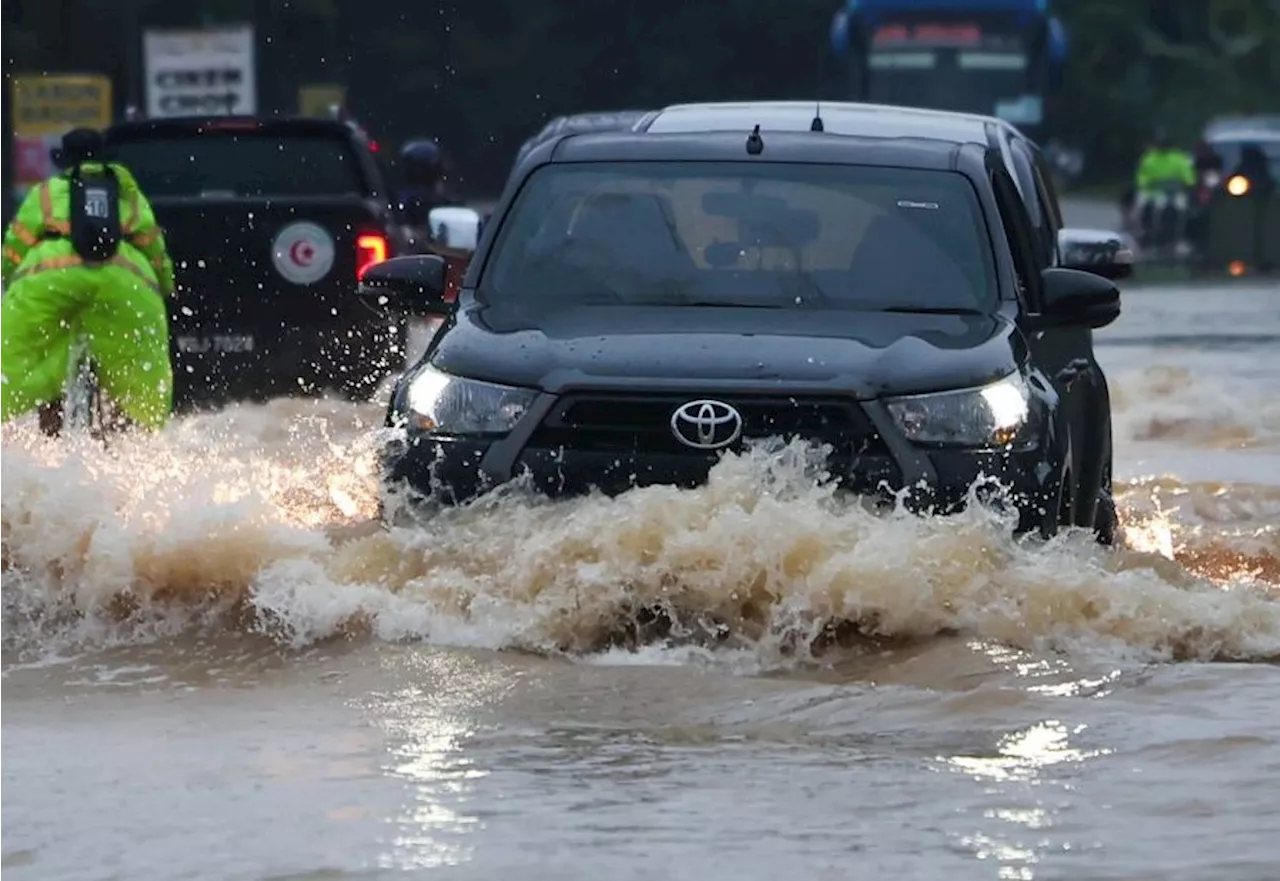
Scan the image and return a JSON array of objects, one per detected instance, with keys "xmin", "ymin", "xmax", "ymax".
[{"xmin": 104, "ymin": 116, "xmax": 407, "ymax": 410}]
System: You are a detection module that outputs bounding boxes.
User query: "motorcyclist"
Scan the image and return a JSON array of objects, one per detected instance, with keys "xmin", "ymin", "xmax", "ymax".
[
  {"xmin": 1230, "ymin": 143, "xmax": 1276, "ymax": 195},
  {"xmin": 1193, "ymin": 139, "xmax": 1224, "ymax": 177},
  {"xmin": 1, "ymin": 127, "xmax": 175, "ymax": 436},
  {"xmin": 393, "ymin": 139, "xmax": 481, "ymax": 301},
  {"xmin": 1132, "ymin": 129, "xmax": 1196, "ymax": 239},
  {"xmin": 395, "ymin": 139, "xmax": 460, "ymax": 230},
  {"xmin": 1184, "ymin": 140, "xmax": 1226, "ymax": 247}
]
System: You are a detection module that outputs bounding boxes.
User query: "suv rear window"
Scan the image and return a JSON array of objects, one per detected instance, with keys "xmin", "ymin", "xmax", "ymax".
[
  {"xmin": 108, "ymin": 131, "xmax": 367, "ymax": 197},
  {"xmin": 481, "ymin": 161, "xmax": 996, "ymax": 312}
]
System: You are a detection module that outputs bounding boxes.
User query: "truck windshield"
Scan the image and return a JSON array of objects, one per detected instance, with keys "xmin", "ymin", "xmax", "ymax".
[
  {"xmin": 480, "ymin": 161, "xmax": 997, "ymax": 313},
  {"xmin": 866, "ymin": 47, "xmax": 1040, "ymax": 125},
  {"xmin": 108, "ymin": 130, "xmax": 367, "ymax": 198}
]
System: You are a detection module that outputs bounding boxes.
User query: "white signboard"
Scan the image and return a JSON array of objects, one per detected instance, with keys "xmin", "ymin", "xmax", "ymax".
[{"xmin": 143, "ymin": 25, "xmax": 257, "ymax": 118}]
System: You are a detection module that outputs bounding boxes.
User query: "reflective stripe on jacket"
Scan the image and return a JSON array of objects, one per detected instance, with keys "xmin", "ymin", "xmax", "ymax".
[
  {"xmin": 6, "ymin": 253, "xmax": 163, "ymax": 293},
  {"xmin": 1, "ymin": 162, "xmax": 175, "ymax": 295}
]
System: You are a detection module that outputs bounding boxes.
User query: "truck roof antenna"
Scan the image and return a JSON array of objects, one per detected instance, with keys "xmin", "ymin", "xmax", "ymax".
[
  {"xmin": 811, "ymin": 37, "xmax": 827, "ymax": 133},
  {"xmin": 746, "ymin": 124, "xmax": 764, "ymax": 155}
]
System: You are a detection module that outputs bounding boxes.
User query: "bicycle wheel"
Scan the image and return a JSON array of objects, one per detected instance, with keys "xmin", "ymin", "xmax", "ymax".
[
  {"xmin": 54, "ymin": 333, "xmax": 136, "ymax": 443},
  {"xmin": 61, "ymin": 335, "xmax": 99, "ymax": 436},
  {"xmin": 94, "ymin": 377, "xmax": 134, "ymax": 441}
]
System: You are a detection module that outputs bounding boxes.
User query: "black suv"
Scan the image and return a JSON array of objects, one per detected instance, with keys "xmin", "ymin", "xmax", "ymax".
[{"xmin": 363, "ymin": 101, "xmax": 1130, "ymax": 543}]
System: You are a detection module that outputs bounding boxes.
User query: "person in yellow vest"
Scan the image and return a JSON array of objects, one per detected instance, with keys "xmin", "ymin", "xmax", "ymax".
[
  {"xmin": 1130, "ymin": 128, "xmax": 1196, "ymax": 244},
  {"xmin": 1, "ymin": 127, "xmax": 175, "ymax": 436}
]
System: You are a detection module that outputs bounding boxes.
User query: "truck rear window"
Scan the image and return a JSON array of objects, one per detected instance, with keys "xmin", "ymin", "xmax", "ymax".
[{"xmin": 108, "ymin": 132, "xmax": 367, "ymax": 198}]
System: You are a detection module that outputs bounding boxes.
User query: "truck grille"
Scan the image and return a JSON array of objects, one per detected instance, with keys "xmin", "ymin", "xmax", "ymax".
[{"xmin": 526, "ymin": 393, "xmax": 887, "ymax": 456}]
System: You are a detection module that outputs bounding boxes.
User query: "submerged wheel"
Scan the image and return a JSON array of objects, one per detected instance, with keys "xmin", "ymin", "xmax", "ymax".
[
  {"xmin": 1091, "ymin": 456, "xmax": 1118, "ymax": 547},
  {"xmin": 56, "ymin": 357, "xmax": 115, "ymax": 440},
  {"xmin": 1093, "ymin": 489, "xmax": 1118, "ymax": 546},
  {"xmin": 1038, "ymin": 467, "xmax": 1115, "ymax": 546},
  {"xmin": 83, "ymin": 363, "xmax": 135, "ymax": 442}
]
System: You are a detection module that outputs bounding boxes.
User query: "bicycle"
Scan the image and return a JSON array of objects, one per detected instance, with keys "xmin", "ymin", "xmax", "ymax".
[
  {"xmin": 1134, "ymin": 181, "xmax": 1191, "ymax": 259},
  {"xmin": 38, "ymin": 327, "xmax": 128, "ymax": 441},
  {"xmin": 64, "ymin": 330, "xmax": 104, "ymax": 432},
  {"xmin": 0, "ymin": 279, "xmax": 130, "ymax": 443}
]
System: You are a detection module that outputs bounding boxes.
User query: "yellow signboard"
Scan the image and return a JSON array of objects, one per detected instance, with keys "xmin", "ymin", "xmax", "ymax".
[
  {"xmin": 298, "ymin": 84, "xmax": 346, "ymax": 118},
  {"xmin": 9, "ymin": 74, "xmax": 114, "ymax": 200},
  {"xmin": 11, "ymin": 73, "xmax": 113, "ymax": 137}
]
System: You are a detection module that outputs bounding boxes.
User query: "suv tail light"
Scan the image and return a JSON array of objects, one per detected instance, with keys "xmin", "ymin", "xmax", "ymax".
[{"xmin": 356, "ymin": 233, "xmax": 388, "ymax": 278}]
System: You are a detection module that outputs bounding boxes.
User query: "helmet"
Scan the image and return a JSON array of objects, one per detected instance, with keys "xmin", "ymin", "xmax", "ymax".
[
  {"xmin": 50, "ymin": 127, "xmax": 104, "ymax": 169},
  {"xmin": 401, "ymin": 139, "xmax": 442, "ymax": 168},
  {"xmin": 400, "ymin": 139, "xmax": 446, "ymax": 187}
]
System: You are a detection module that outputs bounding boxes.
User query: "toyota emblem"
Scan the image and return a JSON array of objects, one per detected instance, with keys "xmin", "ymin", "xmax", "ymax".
[{"xmin": 670, "ymin": 399, "xmax": 744, "ymax": 450}]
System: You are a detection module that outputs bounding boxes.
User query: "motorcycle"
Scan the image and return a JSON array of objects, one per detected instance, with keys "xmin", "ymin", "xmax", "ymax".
[
  {"xmin": 1184, "ymin": 167, "xmax": 1223, "ymax": 258},
  {"xmin": 1134, "ymin": 179, "xmax": 1191, "ymax": 258}
]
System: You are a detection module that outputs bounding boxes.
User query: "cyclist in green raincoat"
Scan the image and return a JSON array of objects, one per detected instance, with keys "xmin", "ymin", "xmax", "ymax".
[{"xmin": 1, "ymin": 127, "xmax": 175, "ymax": 434}]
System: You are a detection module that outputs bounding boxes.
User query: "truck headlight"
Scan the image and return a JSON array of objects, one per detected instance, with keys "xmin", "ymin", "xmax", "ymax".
[
  {"xmin": 400, "ymin": 363, "xmax": 537, "ymax": 435},
  {"xmin": 884, "ymin": 373, "xmax": 1039, "ymax": 448}
]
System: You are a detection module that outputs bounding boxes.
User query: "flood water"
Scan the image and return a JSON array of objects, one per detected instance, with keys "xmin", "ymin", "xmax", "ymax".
[{"xmin": 4, "ymin": 276, "xmax": 1279, "ymax": 881}]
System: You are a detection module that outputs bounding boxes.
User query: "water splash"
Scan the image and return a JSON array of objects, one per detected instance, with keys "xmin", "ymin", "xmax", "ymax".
[{"xmin": 4, "ymin": 396, "xmax": 1278, "ymax": 669}]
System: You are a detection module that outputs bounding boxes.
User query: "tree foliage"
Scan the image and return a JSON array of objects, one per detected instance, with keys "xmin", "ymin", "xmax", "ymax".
[{"xmin": 5, "ymin": 0, "xmax": 1279, "ymax": 194}]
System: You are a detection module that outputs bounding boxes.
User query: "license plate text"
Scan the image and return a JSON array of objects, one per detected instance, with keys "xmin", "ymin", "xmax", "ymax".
[{"xmin": 176, "ymin": 335, "xmax": 255, "ymax": 354}]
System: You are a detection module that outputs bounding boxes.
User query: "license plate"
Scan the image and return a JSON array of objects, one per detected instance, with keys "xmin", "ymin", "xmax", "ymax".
[{"xmin": 176, "ymin": 335, "xmax": 255, "ymax": 354}]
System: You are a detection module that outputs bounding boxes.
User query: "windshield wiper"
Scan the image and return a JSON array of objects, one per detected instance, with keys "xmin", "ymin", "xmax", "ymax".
[
  {"xmin": 877, "ymin": 306, "xmax": 985, "ymax": 315},
  {"xmin": 670, "ymin": 299, "xmax": 783, "ymax": 309}
]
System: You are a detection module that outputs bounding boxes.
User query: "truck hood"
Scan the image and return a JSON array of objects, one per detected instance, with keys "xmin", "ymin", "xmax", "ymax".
[{"xmin": 427, "ymin": 303, "xmax": 1022, "ymax": 399}]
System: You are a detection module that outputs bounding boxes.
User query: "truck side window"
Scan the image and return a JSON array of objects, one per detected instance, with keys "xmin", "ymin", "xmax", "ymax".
[
  {"xmin": 1029, "ymin": 146, "xmax": 1065, "ymax": 231},
  {"xmin": 1009, "ymin": 141, "xmax": 1053, "ymax": 268},
  {"xmin": 1028, "ymin": 147, "xmax": 1066, "ymax": 265},
  {"xmin": 990, "ymin": 166, "xmax": 1043, "ymax": 311}
]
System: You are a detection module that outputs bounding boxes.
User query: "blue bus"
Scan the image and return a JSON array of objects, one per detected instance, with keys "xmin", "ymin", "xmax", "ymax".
[{"xmin": 829, "ymin": 0, "xmax": 1068, "ymax": 143}]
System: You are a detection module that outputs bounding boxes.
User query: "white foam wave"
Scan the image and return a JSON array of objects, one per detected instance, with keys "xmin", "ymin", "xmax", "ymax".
[{"xmin": 4, "ymin": 402, "xmax": 1278, "ymax": 669}]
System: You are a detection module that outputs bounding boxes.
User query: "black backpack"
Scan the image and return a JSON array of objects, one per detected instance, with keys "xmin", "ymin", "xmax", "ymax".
[{"xmin": 67, "ymin": 164, "xmax": 123, "ymax": 263}]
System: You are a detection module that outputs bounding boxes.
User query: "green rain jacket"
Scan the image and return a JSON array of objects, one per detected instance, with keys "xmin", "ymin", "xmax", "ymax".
[
  {"xmin": 1, "ymin": 162, "xmax": 175, "ymax": 293},
  {"xmin": 1135, "ymin": 148, "xmax": 1196, "ymax": 194},
  {"xmin": 1, "ymin": 163, "xmax": 176, "ymax": 429}
]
